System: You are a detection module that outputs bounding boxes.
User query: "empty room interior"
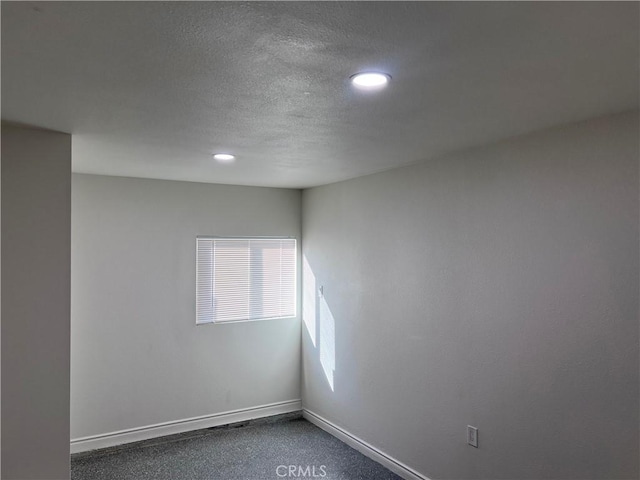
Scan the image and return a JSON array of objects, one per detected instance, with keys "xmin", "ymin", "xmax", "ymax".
[{"xmin": 1, "ymin": 2, "xmax": 639, "ymax": 480}]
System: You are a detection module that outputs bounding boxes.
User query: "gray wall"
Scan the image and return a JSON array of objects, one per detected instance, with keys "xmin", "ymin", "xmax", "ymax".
[
  {"xmin": 1, "ymin": 125, "xmax": 71, "ymax": 479},
  {"xmin": 302, "ymin": 111, "xmax": 639, "ymax": 479},
  {"xmin": 71, "ymin": 174, "xmax": 301, "ymax": 439}
]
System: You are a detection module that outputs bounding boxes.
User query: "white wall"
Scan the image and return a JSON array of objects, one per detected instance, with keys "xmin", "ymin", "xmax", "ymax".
[
  {"xmin": 302, "ymin": 111, "xmax": 639, "ymax": 479},
  {"xmin": 1, "ymin": 125, "xmax": 71, "ymax": 479},
  {"xmin": 71, "ymin": 174, "xmax": 301, "ymax": 441}
]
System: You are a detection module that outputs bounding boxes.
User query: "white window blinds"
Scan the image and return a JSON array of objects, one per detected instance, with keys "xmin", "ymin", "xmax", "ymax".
[{"xmin": 196, "ymin": 237, "xmax": 296, "ymax": 324}]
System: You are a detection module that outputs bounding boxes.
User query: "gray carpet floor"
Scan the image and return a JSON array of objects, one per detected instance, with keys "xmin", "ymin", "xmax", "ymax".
[{"xmin": 71, "ymin": 414, "xmax": 402, "ymax": 480}]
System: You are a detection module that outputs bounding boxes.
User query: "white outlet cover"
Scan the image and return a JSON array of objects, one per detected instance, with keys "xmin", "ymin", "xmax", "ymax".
[{"xmin": 467, "ymin": 425, "xmax": 478, "ymax": 448}]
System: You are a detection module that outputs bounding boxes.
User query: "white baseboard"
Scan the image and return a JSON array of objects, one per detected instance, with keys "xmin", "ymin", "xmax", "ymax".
[
  {"xmin": 71, "ymin": 399, "xmax": 302, "ymax": 454},
  {"xmin": 303, "ymin": 409, "xmax": 431, "ymax": 480}
]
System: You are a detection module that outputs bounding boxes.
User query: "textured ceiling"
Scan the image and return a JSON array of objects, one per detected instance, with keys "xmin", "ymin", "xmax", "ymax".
[{"xmin": 2, "ymin": 2, "xmax": 638, "ymax": 188}]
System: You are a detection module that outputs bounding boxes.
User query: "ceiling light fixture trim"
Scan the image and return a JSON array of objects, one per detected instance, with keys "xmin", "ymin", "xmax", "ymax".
[
  {"xmin": 213, "ymin": 153, "xmax": 236, "ymax": 162},
  {"xmin": 350, "ymin": 72, "xmax": 392, "ymax": 90}
]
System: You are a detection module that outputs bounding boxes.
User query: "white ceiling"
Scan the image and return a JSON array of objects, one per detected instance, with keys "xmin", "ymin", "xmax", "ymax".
[{"xmin": 2, "ymin": 2, "xmax": 638, "ymax": 188}]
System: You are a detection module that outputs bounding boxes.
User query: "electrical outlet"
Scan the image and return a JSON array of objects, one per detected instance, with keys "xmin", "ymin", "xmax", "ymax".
[{"xmin": 467, "ymin": 426, "xmax": 478, "ymax": 448}]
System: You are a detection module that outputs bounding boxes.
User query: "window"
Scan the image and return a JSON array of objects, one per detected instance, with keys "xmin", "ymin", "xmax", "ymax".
[{"xmin": 196, "ymin": 237, "xmax": 296, "ymax": 324}]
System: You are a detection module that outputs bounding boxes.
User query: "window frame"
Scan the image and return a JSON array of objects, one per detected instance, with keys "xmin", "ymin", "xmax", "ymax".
[{"xmin": 195, "ymin": 235, "xmax": 297, "ymax": 325}]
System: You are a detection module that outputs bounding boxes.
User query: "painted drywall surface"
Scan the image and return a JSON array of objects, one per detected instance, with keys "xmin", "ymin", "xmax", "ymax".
[
  {"xmin": 302, "ymin": 111, "xmax": 639, "ymax": 479},
  {"xmin": 71, "ymin": 174, "xmax": 301, "ymax": 439},
  {"xmin": 1, "ymin": 125, "xmax": 71, "ymax": 479},
  {"xmin": 1, "ymin": 125, "xmax": 2, "ymax": 478},
  {"xmin": 1, "ymin": 127, "xmax": 2, "ymax": 477}
]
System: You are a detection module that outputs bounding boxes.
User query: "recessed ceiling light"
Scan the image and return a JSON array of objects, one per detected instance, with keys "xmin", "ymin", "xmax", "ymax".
[
  {"xmin": 350, "ymin": 72, "xmax": 391, "ymax": 90},
  {"xmin": 213, "ymin": 153, "xmax": 235, "ymax": 162}
]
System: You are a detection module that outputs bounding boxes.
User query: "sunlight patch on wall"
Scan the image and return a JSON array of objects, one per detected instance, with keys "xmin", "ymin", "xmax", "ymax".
[
  {"xmin": 303, "ymin": 256, "xmax": 317, "ymax": 347},
  {"xmin": 319, "ymin": 294, "xmax": 335, "ymax": 391}
]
